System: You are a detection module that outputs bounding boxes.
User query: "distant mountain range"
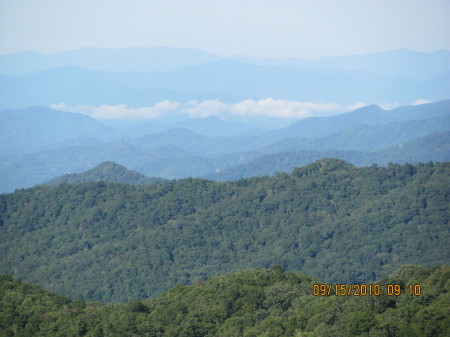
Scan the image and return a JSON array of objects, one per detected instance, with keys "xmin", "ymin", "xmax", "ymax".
[
  {"xmin": 0, "ymin": 107, "xmax": 266, "ymax": 156},
  {"xmin": 0, "ymin": 47, "xmax": 222, "ymax": 74},
  {"xmin": 263, "ymin": 115, "xmax": 450, "ymax": 152},
  {"xmin": 0, "ymin": 48, "xmax": 449, "ymax": 109},
  {"xmin": 40, "ymin": 131, "xmax": 450, "ymax": 186},
  {"xmin": 268, "ymin": 101, "xmax": 450, "ymax": 138},
  {"xmin": 1, "ymin": 100, "xmax": 448, "ymax": 193},
  {"xmin": 206, "ymin": 132, "xmax": 450, "ymax": 181},
  {"xmin": 2, "ymin": 47, "xmax": 449, "ymax": 80},
  {"xmin": 1, "ymin": 61, "xmax": 448, "ymax": 109},
  {"xmin": 231, "ymin": 49, "xmax": 450, "ymax": 80},
  {"xmin": 0, "ymin": 106, "xmax": 116, "ymax": 156}
]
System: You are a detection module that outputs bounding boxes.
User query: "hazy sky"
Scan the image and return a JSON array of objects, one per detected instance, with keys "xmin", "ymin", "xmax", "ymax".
[{"xmin": 1, "ymin": 0, "xmax": 449, "ymax": 58}]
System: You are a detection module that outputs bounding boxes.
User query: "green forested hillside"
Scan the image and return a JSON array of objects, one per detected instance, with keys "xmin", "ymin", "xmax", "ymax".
[
  {"xmin": 1, "ymin": 265, "xmax": 449, "ymax": 336},
  {"xmin": 0, "ymin": 160, "xmax": 449, "ymax": 303}
]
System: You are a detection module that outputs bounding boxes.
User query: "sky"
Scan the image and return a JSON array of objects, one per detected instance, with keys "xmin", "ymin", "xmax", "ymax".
[
  {"xmin": 0, "ymin": 0, "xmax": 448, "ymax": 120},
  {"xmin": 1, "ymin": 0, "xmax": 450, "ymax": 59}
]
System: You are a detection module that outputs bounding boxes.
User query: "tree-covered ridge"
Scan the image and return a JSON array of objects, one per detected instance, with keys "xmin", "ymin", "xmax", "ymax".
[
  {"xmin": 45, "ymin": 161, "xmax": 167, "ymax": 186},
  {"xmin": 1, "ymin": 265, "xmax": 449, "ymax": 336},
  {"xmin": 0, "ymin": 160, "xmax": 449, "ymax": 303}
]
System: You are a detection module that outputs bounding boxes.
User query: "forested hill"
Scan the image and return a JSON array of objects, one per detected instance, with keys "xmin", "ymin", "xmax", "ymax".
[
  {"xmin": 0, "ymin": 159, "xmax": 449, "ymax": 303},
  {"xmin": 45, "ymin": 161, "xmax": 167, "ymax": 186},
  {"xmin": 1, "ymin": 265, "xmax": 449, "ymax": 336}
]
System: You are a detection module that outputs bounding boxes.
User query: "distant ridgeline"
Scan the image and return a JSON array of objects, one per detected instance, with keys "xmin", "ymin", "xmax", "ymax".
[
  {"xmin": 45, "ymin": 161, "xmax": 167, "ymax": 186},
  {"xmin": 0, "ymin": 265, "xmax": 449, "ymax": 336},
  {"xmin": 1, "ymin": 100, "xmax": 450, "ymax": 193},
  {"xmin": 0, "ymin": 159, "xmax": 448, "ymax": 304}
]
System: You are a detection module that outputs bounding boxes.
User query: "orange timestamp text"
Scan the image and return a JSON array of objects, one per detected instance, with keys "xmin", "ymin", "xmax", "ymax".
[{"xmin": 313, "ymin": 284, "xmax": 422, "ymax": 296}]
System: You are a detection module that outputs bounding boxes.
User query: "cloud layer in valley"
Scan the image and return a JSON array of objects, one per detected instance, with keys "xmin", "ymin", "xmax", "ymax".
[
  {"xmin": 52, "ymin": 99, "xmax": 342, "ymax": 120},
  {"xmin": 51, "ymin": 101, "xmax": 180, "ymax": 120},
  {"xmin": 52, "ymin": 98, "xmax": 434, "ymax": 121}
]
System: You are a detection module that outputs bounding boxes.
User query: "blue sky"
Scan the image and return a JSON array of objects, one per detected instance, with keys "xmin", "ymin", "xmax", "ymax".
[{"xmin": 1, "ymin": 0, "xmax": 449, "ymax": 58}]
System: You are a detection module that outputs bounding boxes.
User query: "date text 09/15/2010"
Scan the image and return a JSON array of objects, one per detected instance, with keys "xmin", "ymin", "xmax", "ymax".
[{"xmin": 313, "ymin": 284, "xmax": 422, "ymax": 296}]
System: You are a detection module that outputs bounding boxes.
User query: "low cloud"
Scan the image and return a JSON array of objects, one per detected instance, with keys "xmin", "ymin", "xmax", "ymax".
[
  {"xmin": 52, "ymin": 99, "xmax": 343, "ymax": 120},
  {"xmin": 346, "ymin": 102, "xmax": 368, "ymax": 111},
  {"xmin": 379, "ymin": 102, "xmax": 401, "ymax": 110},
  {"xmin": 181, "ymin": 100, "xmax": 228, "ymax": 118},
  {"xmin": 412, "ymin": 99, "xmax": 431, "ymax": 106},
  {"xmin": 51, "ymin": 101, "xmax": 180, "ymax": 120},
  {"xmin": 229, "ymin": 99, "xmax": 339, "ymax": 118}
]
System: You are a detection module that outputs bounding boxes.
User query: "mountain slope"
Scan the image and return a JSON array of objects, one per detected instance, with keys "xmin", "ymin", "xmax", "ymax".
[
  {"xmin": 3, "ymin": 48, "xmax": 449, "ymax": 80},
  {"xmin": 269, "ymin": 99, "xmax": 450, "ymax": 139},
  {"xmin": 233, "ymin": 49, "xmax": 450, "ymax": 80},
  {"xmin": 130, "ymin": 128, "xmax": 275, "ymax": 156},
  {"xmin": 1, "ymin": 265, "xmax": 449, "ymax": 336},
  {"xmin": 0, "ymin": 106, "xmax": 116, "ymax": 156},
  {"xmin": 2, "ymin": 264, "xmax": 449, "ymax": 337},
  {"xmin": 2, "ymin": 122, "xmax": 449, "ymax": 193},
  {"xmin": 0, "ymin": 140, "xmax": 163, "ymax": 192},
  {"xmin": 1, "ymin": 100, "xmax": 449, "ymax": 192},
  {"xmin": 205, "ymin": 150, "xmax": 366, "ymax": 181},
  {"xmin": 264, "ymin": 114, "xmax": 450, "ymax": 152},
  {"xmin": 299, "ymin": 49, "xmax": 450, "ymax": 80},
  {"xmin": 0, "ymin": 66, "xmax": 243, "ymax": 108},
  {"xmin": 0, "ymin": 160, "xmax": 448, "ymax": 302},
  {"xmin": 207, "ymin": 131, "xmax": 450, "ymax": 181},
  {"xmin": 0, "ymin": 47, "xmax": 222, "ymax": 75},
  {"xmin": 373, "ymin": 131, "xmax": 450, "ymax": 164},
  {"xmin": 45, "ymin": 161, "xmax": 166, "ymax": 186},
  {"xmin": 1, "ymin": 61, "xmax": 448, "ymax": 109}
]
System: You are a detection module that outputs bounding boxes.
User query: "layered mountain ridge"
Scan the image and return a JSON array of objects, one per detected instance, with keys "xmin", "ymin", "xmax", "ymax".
[{"xmin": 1, "ymin": 100, "xmax": 449, "ymax": 193}]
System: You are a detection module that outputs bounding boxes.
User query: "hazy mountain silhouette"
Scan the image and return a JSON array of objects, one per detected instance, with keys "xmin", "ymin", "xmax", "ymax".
[
  {"xmin": 1, "ymin": 58, "xmax": 449, "ymax": 109},
  {"xmin": 2, "ymin": 47, "xmax": 449, "ymax": 80},
  {"xmin": 0, "ymin": 47, "xmax": 222, "ymax": 75},
  {"xmin": 1, "ymin": 101, "xmax": 449, "ymax": 192},
  {"xmin": 46, "ymin": 161, "xmax": 166, "ymax": 186},
  {"xmin": 0, "ymin": 106, "xmax": 115, "ymax": 156}
]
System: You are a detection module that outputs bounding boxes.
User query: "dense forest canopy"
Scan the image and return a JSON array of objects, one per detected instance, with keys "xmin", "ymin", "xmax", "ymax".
[
  {"xmin": 0, "ymin": 265, "xmax": 449, "ymax": 336},
  {"xmin": 0, "ymin": 159, "xmax": 448, "ymax": 303}
]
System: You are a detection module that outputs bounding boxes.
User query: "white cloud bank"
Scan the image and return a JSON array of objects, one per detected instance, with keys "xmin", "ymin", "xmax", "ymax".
[
  {"xmin": 52, "ymin": 98, "xmax": 432, "ymax": 120},
  {"xmin": 52, "ymin": 99, "xmax": 342, "ymax": 120},
  {"xmin": 181, "ymin": 100, "xmax": 229, "ymax": 118},
  {"xmin": 345, "ymin": 102, "xmax": 368, "ymax": 111},
  {"xmin": 51, "ymin": 101, "xmax": 180, "ymax": 119},
  {"xmin": 231, "ymin": 99, "xmax": 339, "ymax": 118},
  {"xmin": 180, "ymin": 99, "xmax": 340, "ymax": 119},
  {"xmin": 412, "ymin": 99, "xmax": 431, "ymax": 106}
]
